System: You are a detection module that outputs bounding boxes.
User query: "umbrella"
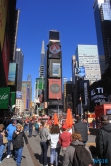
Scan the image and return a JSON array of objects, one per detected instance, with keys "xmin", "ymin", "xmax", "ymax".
[
  {"xmin": 53, "ymin": 113, "xmax": 59, "ymax": 125},
  {"xmin": 66, "ymin": 108, "xmax": 73, "ymax": 128}
]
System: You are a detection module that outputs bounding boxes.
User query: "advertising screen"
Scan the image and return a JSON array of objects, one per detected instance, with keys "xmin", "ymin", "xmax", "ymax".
[
  {"xmin": 49, "ymin": 59, "xmax": 61, "ymax": 77},
  {"xmin": 48, "ymin": 79, "xmax": 62, "ymax": 99},
  {"xmin": 49, "ymin": 43, "xmax": 61, "ymax": 58},
  {"xmin": 16, "ymin": 91, "xmax": 22, "ymax": 99},
  {"xmin": 0, "ymin": 0, "xmax": 8, "ymax": 51},
  {"xmin": 88, "ymin": 80, "xmax": 108, "ymax": 112},
  {"xmin": 0, "ymin": 87, "xmax": 10, "ymax": 109},
  {"xmin": 8, "ymin": 63, "xmax": 17, "ymax": 85}
]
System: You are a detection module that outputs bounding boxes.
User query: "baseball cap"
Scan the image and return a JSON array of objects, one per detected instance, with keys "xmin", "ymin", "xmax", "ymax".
[{"xmin": 62, "ymin": 124, "xmax": 67, "ymax": 130}]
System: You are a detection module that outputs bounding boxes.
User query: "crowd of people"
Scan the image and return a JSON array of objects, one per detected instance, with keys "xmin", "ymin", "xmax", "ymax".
[{"xmin": 0, "ymin": 113, "xmax": 110, "ymax": 166}]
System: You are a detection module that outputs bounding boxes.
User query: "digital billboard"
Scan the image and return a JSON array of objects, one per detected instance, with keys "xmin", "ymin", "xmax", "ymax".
[
  {"xmin": 49, "ymin": 59, "xmax": 61, "ymax": 77},
  {"xmin": 16, "ymin": 91, "xmax": 22, "ymax": 99},
  {"xmin": 49, "ymin": 43, "xmax": 61, "ymax": 58},
  {"xmin": 48, "ymin": 79, "xmax": 62, "ymax": 99},
  {"xmin": 88, "ymin": 80, "xmax": 108, "ymax": 112},
  {"xmin": 8, "ymin": 63, "xmax": 17, "ymax": 85},
  {"xmin": 0, "ymin": 0, "xmax": 8, "ymax": 51},
  {"xmin": 0, "ymin": 87, "xmax": 10, "ymax": 109},
  {"xmin": 36, "ymin": 78, "xmax": 45, "ymax": 103}
]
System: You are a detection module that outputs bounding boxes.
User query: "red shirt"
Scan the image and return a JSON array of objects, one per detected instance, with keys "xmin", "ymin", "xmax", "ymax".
[{"xmin": 59, "ymin": 131, "xmax": 71, "ymax": 148}]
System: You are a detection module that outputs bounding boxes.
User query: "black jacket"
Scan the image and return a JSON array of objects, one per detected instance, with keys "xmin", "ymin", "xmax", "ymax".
[
  {"xmin": 74, "ymin": 120, "xmax": 88, "ymax": 142},
  {"xmin": 12, "ymin": 131, "xmax": 28, "ymax": 149},
  {"xmin": 96, "ymin": 123, "xmax": 111, "ymax": 166}
]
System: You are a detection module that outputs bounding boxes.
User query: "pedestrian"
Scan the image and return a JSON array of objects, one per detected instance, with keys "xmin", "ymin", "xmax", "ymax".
[
  {"xmin": 13, "ymin": 124, "xmax": 28, "ymax": 166},
  {"xmin": 96, "ymin": 117, "xmax": 101, "ymax": 129},
  {"xmin": 24, "ymin": 120, "xmax": 29, "ymax": 132},
  {"xmin": 6, "ymin": 120, "xmax": 17, "ymax": 158},
  {"xmin": 34, "ymin": 121, "xmax": 39, "ymax": 137},
  {"xmin": 74, "ymin": 116, "xmax": 88, "ymax": 144},
  {"xmin": 48, "ymin": 124, "xmax": 61, "ymax": 166},
  {"xmin": 28, "ymin": 119, "xmax": 34, "ymax": 137},
  {"xmin": 0, "ymin": 124, "xmax": 6, "ymax": 163},
  {"xmin": 59, "ymin": 124, "xmax": 72, "ymax": 155},
  {"xmin": 39, "ymin": 121, "xmax": 49, "ymax": 166},
  {"xmin": 96, "ymin": 115, "xmax": 111, "ymax": 166},
  {"xmin": 92, "ymin": 118, "xmax": 96, "ymax": 128},
  {"xmin": 62, "ymin": 132, "xmax": 93, "ymax": 166}
]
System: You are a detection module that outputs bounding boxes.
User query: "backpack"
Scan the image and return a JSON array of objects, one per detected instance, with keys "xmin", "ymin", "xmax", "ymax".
[
  {"xmin": 35, "ymin": 124, "xmax": 39, "ymax": 130},
  {"xmin": 71, "ymin": 144, "xmax": 94, "ymax": 166}
]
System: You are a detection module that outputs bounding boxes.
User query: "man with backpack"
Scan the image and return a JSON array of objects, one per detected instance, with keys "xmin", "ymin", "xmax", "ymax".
[
  {"xmin": 34, "ymin": 121, "xmax": 39, "ymax": 137},
  {"xmin": 62, "ymin": 132, "xmax": 94, "ymax": 166}
]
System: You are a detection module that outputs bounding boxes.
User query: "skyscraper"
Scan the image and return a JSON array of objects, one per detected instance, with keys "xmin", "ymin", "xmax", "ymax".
[
  {"xmin": 39, "ymin": 41, "xmax": 45, "ymax": 78},
  {"xmin": 15, "ymin": 48, "xmax": 24, "ymax": 91},
  {"xmin": 75, "ymin": 45, "xmax": 101, "ymax": 84},
  {"xmin": 93, "ymin": 0, "xmax": 111, "ymax": 69}
]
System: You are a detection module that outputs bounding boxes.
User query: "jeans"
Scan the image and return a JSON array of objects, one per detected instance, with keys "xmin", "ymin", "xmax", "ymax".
[
  {"xmin": 40, "ymin": 142, "xmax": 48, "ymax": 165},
  {"xmin": 7, "ymin": 140, "xmax": 14, "ymax": 155},
  {"xmin": 29, "ymin": 128, "xmax": 32, "ymax": 137},
  {"xmin": 0, "ymin": 144, "xmax": 5, "ymax": 161},
  {"xmin": 15, "ymin": 148, "xmax": 23, "ymax": 166},
  {"xmin": 50, "ymin": 148, "xmax": 59, "ymax": 166}
]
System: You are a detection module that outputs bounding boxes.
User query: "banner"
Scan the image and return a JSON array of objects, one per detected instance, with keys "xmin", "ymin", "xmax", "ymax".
[
  {"xmin": 0, "ymin": 87, "xmax": 10, "ymax": 109},
  {"xmin": 16, "ymin": 91, "xmax": 22, "ymax": 99}
]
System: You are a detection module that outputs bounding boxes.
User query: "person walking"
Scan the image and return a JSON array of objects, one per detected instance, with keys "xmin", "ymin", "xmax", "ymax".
[
  {"xmin": 92, "ymin": 118, "xmax": 96, "ymax": 128},
  {"xmin": 28, "ymin": 119, "xmax": 33, "ymax": 137},
  {"xmin": 34, "ymin": 121, "xmax": 39, "ymax": 137},
  {"xmin": 48, "ymin": 124, "xmax": 60, "ymax": 166},
  {"xmin": 13, "ymin": 124, "xmax": 28, "ymax": 166},
  {"xmin": 59, "ymin": 124, "xmax": 72, "ymax": 155},
  {"xmin": 39, "ymin": 121, "xmax": 49, "ymax": 166},
  {"xmin": 62, "ymin": 132, "xmax": 93, "ymax": 166},
  {"xmin": 74, "ymin": 116, "xmax": 88, "ymax": 144},
  {"xmin": 6, "ymin": 120, "xmax": 17, "ymax": 158},
  {"xmin": 0, "ymin": 124, "xmax": 7, "ymax": 163},
  {"xmin": 96, "ymin": 115, "xmax": 111, "ymax": 166}
]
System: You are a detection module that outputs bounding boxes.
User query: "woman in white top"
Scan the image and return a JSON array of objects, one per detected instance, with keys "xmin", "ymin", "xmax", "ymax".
[{"xmin": 48, "ymin": 125, "xmax": 60, "ymax": 166}]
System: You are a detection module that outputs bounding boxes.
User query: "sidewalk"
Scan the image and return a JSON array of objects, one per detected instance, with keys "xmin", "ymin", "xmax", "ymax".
[{"xmin": 0, "ymin": 132, "xmax": 96, "ymax": 166}]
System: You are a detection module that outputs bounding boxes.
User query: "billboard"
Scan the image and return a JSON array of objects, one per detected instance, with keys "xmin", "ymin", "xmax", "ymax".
[
  {"xmin": 48, "ymin": 79, "xmax": 62, "ymax": 99},
  {"xmin": 35, "ymin": 78, "xmax": 45, "ymax": 103},
  {"xmin": 49, "ymin": 59, "xmax": 61, "ymax": 77},
  {"xmin": 49, "ymin": 43, "xmax": 61, "ymax": 58},
  {"xmin": 16, "ymin": 91, "xmax": 22, "ymax": 99},
  {"xmin": 75, "ymin": 66, "xmax": 86, "ymax": 78},
  {"xmin": 88, "ymin": 80, "xmax": 108, "ymax": 112},
  {"xmin": 8, "ymin": 63, "xmax": 17, "ymax": 85},
  {"xmin": 0, "ymin": 0, "xmax": 8, "ymax": 51},
  {"xmin": 0, "ymin": 87, "xmax": 10, "ymax": 109}
]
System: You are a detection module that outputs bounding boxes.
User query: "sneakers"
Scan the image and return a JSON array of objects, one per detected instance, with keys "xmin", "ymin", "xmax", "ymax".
[{"xmin": 6, "ymin": 155, "xmax": 10, "ymax": 159}]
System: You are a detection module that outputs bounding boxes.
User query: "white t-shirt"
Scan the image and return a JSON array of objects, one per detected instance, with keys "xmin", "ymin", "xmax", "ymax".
[{"xmin": 48, "ymin": 134, "xmax": 60, "ymax": 149}]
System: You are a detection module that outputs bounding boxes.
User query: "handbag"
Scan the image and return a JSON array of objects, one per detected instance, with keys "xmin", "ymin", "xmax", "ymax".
[{"xmin": 3, "ymin": 136, "xmax": 8, "ymax": 144}]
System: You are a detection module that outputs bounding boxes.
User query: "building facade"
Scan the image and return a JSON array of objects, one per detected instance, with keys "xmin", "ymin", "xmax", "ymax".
[
  {"xmin": 75, "ymin": 45, "xmax": 101, "ymax": 84},
  {"xmin": 45, "ymin": 30, "xmax": 63, "ymax": 115},
  {"xmin": 39, "ymin": 41, "xmax": 45, "ymax": 78},
  {"xmin": 16, "ymin": 99, "xmax": 24, "ymax": 114},
  {"xmin": 15, "ymin": 48, "xmax": 24, "ymax": 91},
  {"xmin": 93, "ymin": 0, "xmax": 111, "ymax": 68},
  {"xmin": 22, "ymin": 76, "xmax": 32, "ymax": 110}
]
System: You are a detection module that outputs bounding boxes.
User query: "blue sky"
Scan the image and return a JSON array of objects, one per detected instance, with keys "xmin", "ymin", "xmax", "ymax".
[{"xmin": 16, "ymin": 0, "xmax": 97, "ymax": 99}]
